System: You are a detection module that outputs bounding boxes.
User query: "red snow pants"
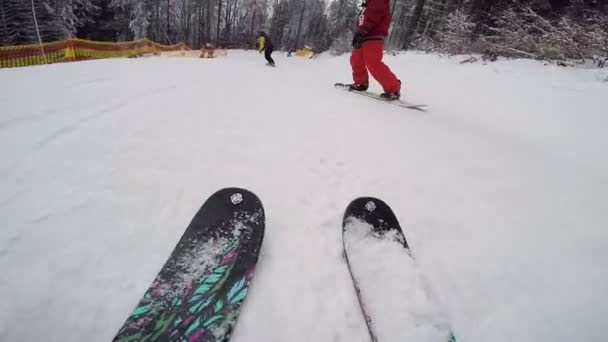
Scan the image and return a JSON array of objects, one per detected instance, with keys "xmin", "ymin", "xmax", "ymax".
[{"xmin": 350, "ymin": 40, "xmax": 400, "ymax": 93}]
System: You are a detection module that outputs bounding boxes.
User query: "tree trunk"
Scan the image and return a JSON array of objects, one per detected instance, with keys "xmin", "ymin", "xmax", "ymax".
[
  {"xmin": 166, "ymin": 0, "xmax": 171, "ymax": 43},
  {"xmin": 154, "ymin": 0, "xmax": 160, "ymax": 41},
  {"xmin": 216, "ymin": 0, "xmax": 222, "ymax": 45},
  {"xmin": 402, "ymin": 0, "xmax": 426, "ymax": 49},
  {"xmin": 224, "ymin": 0, "xmax": 235, "ymax": 45},
  {"xmin": 183, "ymin": 0, "xmax": 191, "ymax": 45},
  {"xmin": 230, "ymin": 0, "xmax": 240, "ymax": 44},
  {"xmin": 249, "ymin": 5, "xmax": 256, "ymax": 48},
  {"xmin": 206, "ymin": 0, "xmax": 211, "ymax": 44},
  {"xmin": 199, "ymin": 0, "xmax": 203, "ymax": 47},
  {"xmin": 293, "ymin": 2, "xmax": 306, "ymax": 51},
  {"xmin": 0, "ymin": 0, "xmax": 9, "ymax": 45},
  {"xmin": 270, "ymin": 0, "xmax": 279, "ymax": 40}
]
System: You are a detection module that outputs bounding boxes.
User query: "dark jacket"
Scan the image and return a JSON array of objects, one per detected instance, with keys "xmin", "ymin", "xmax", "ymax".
[{"xmin": 356, "ymin": 0, "xmax": 391, "ymax": 37}]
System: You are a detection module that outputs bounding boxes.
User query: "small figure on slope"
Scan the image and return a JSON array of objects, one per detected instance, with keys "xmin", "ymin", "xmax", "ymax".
[
  {"xmin": 256, "ymin": 31, "xmax": 275, "ymax": 67},
  {"xmin": 348, "ymin": 0, "xmax": 401, "ymax": 100}
]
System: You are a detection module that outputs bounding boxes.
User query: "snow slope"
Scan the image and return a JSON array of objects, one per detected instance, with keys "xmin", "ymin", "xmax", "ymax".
[{"xmin": 0, "ymin": 51, "xmax": 607, "ymax": 342}]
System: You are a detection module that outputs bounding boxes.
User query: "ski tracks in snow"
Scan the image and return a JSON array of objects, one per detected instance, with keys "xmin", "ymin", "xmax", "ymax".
[
  {"xmin": 35, "ymin": 84, "xmax": 177, "ymax": 149},
  {"xmin": 1, "ymin": 53, "xmax": 607, "ymax": 342}
]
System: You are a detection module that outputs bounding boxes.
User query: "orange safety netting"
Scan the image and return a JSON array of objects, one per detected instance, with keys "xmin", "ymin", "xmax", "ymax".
[{"xmin": 0, "ymin": 38, "xmax": 191, "ymax": 68}]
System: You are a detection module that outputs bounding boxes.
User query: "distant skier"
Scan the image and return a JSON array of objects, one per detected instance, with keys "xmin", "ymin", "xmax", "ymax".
[
  {"xmin": 256, "ymin": 31, "xmax": 275, "ymax": 67},
  {"xmin": 347, "ymin": 0, "xmax": 401, "ymax": 100}
]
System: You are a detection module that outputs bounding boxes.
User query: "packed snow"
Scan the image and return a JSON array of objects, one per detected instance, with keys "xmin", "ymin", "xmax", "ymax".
[{"xmin": 0, "ymin": 50, "xmax": 607, "ymax": 342}]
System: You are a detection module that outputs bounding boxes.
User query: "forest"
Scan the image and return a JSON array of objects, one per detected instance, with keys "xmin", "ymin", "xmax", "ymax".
[{"xmin": 1, "ymin": 0, "xmax": 607, "ymax": 62}]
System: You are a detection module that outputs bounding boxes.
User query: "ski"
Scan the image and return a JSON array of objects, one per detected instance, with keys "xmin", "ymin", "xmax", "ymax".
[
  {"xmin": 113, "ymin": 187, "xmax": 265, "ymax": 342},
  {"xmin": 342, "ymin": 197, "xmax": 455, "ymax": 342}
]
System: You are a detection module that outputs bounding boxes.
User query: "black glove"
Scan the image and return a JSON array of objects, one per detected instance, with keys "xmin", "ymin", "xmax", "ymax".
[{"xmin": 352, "ymin": 31, "xmax": 367, "ymax": 49}]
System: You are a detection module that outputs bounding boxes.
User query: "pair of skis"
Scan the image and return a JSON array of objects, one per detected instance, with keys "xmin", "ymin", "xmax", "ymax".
[{"xmin": 112, "ymin": 188, "xmax": 455, "ymax": 342}]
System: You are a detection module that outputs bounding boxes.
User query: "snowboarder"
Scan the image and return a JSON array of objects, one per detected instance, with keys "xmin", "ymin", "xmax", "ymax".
[
  {"xmin": 257, "ymin": 31, "xmax": 275, "ymax": 66},
  {"xmin": 348, "ymin": 0, "xmax": 401, "ymax": 100}
]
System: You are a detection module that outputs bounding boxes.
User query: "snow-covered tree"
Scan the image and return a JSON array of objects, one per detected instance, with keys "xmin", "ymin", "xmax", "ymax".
[
  {"xmin": 129, "ymin": 0, "xmax": 149, "ymax": 39},
  {"xmin": 1, "ymin": 0, "xmax": 606, "ymax": 59},
  {"xmin": 326, "ymin": 0, "xmax": 358, "ymax": 54},
  {"xmin": 302, "ymin": 0, "xmax": 330, "ymax": 53},
  {"xmin": 436, "ymin": 9, "xmax": 474, "ymax": 54},
  {"xmin": 0, "ymin": 0, "xmax": 79, "ymax": 45}
]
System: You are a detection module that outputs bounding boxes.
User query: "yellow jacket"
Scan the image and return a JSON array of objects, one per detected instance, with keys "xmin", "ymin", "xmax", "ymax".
[{"xmin": 257, "ymin": 36, "xmax": 266, "ymax": 52}]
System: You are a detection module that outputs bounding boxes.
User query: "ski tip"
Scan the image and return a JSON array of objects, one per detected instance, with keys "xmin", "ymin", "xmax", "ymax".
[
  {"xmin": 343, "ymin": 197, "xmax": 387, "ymax": 223},
  {"xmin": 200, "ymin": 187, "xmax": 265, "ymax": 221},
  {"xmin": 343, "ymin": 197, "xmax": 402, "ymax": 233},
  {"xmin": 342, "ymin": 196, "xmax": 407, "ymax": 248},
  {"xmin": 195, "ymin": 187, "xmax": 266, "ymax": 251},
  {"xmin": 210, "ymin": 187, "xmax": 261, "ymax": 203}
]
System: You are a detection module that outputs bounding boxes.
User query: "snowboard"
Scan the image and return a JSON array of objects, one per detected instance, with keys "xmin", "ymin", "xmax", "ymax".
[
  {"xmin": 342, "ymin": 197, "xmax": 455, "ymax": 342},
  {"xmin": 113, "ymin": 187, "xmax": 265, "ymax": 342},
  {"xmin": 334, "ymin": 83, "xmax": 427, "ymax": 111}
]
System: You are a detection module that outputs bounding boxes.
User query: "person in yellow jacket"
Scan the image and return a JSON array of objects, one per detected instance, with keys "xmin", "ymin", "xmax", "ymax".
[{"xmin": 256, "ymin": 31, "xmax": 275, "ymax": 66}]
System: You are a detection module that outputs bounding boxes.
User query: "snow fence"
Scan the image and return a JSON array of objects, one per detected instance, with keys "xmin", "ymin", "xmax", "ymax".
[{"xmin": 0, "ymin": 38, "xmax": 191, "ymax": 69}]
